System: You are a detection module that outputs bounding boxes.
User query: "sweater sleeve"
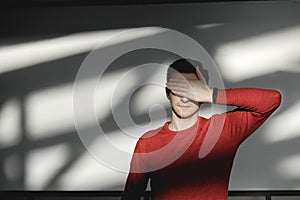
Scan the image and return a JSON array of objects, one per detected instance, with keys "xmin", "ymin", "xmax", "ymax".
[
  {"xmin": 122, "ymin": 139, "xmax": 149, "ymax": 200},
  {"xmin": 216, "ymin": 88, "xmax": 281, "ymax": 141}
]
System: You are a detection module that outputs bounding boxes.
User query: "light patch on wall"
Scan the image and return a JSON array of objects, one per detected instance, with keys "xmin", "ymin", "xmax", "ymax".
[
  {"xmin": 24, "ymin": 74, "xmax": 119, "ymax": 140},
  {"xmin": 94, "ymin": 68, "xmax": 139, "ymax": 122},
  {"xmin": 95, "ymin": 63, "xmax": 172, "ymax": 138},
  {"xmin": 0, "ymin": 98, "xmax": 21, "ymax": 148},
  {"xmin": 24, "ymin": 65, "xmax": 162, "ymax": 140},
  {"xmin": 0, "ymin": 27, "xmax": 165, "ymax": 75},
  {"xmin": 195, "ymin": 23, "xmax": 224, "ymax": 30},
  {"xmin": 57, "ymin": 142, "xmax": 128, "ymax": 190},
  {"xmin": 275, "ymin": 153, "xmax": 300, "ymax": 180},
  {"xmin": 73, "ymin": 66, "xmax": 144, "ymax": 130},
  {"xmin": 25, "ymin": 144, "xmax": 70, "ymax": 190},
  {"xmin": 0, "ymin": 29, "xmax": 126, "ymax": 74},
  {"xmin": 25, "ymin": 83, "xmax": 75, "ymax": 140},
  {"xmin": 129, "ymin": 65, "xmax": 169, "ymax": 116},
  {"xmin": 263, "ymin": 99, "xmax": 300, "ymax": 144},
  {"xmin": 215, "ymin": 26, "xmax": 300, "ymax": 82}
]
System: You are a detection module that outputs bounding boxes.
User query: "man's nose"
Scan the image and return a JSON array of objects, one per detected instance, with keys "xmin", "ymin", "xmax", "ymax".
[{"xmin": 180, "ymin": 96, "xmax": 189, "ymax": 103}]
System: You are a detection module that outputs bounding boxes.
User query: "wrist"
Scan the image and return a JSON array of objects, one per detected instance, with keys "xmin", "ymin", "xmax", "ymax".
[
  {"xmin": 208, "ymin": 88, "xmax": 214, "ymax": 103},
  {"xmin": 212, "ymin": 87, "xmax": 218, "ymax": 104}
]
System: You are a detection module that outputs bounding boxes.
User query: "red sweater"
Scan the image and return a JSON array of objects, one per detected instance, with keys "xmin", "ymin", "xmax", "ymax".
[{"xmin": 123, "ymin": 88, "xmax": 281, "ymax": 200}]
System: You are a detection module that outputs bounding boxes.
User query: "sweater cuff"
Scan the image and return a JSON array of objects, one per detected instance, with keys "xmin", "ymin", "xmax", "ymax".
[
  {"xmin": 215, "ymin": 89, "xmax": 227, "ymax": 105},
  {"xmin": 212, "ymin": 88, "xmax": 218, "ymax": 104}
]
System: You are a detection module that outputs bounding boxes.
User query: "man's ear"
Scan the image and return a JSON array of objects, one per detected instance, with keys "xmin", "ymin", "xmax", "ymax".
[
  {"xmin": 165, "ymin": 87, "xmax": 171, "ymax": 99},
  {"xmin": 166, "ymin": 94, "xmax": 170, "ymax": 100}
]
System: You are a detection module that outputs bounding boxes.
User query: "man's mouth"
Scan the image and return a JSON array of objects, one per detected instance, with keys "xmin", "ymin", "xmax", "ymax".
[{"xmin": 178, "ymin": 105, "xmax": 190, "ymax": 108}]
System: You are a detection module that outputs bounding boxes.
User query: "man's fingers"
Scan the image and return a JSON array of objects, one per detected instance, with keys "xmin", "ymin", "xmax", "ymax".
[
  {"xmin": 168, "ymin": 78, "xmax": 189, "ymax": 84},
  {"xmin": 166, "ymin": 81, "xmax": 188, "ymax": 88},
  {"xmin": 169, "ymin": 77, "xmax": 188, "ymax": 81},
  {"xmin": 166, "ymin": 85, "xmax": 187, "ymax": 92}
]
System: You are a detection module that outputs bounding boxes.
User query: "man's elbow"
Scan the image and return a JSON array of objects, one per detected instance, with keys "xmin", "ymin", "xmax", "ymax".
[
  {"xmin": 272, "ymin": 90, "xmax": 282, "ymax": 109},
  {"xmin": 267, "ymin": 90, "xmax": 282, "ymax": 114}
]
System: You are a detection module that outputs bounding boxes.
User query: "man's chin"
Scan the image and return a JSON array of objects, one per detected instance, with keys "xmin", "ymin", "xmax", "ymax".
[
  {"xmin": 172, "ymin": 107, "xmax": 199, "ymax": 119},
  {"xmin": 177, "ymin": 112, "xmax": 197, "ymax": 119}
]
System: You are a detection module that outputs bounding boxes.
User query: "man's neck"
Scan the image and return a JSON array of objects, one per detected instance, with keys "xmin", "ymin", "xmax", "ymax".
[{"xmin": 168, "ymin": 114, "xmax": 198, "ymax": 131}]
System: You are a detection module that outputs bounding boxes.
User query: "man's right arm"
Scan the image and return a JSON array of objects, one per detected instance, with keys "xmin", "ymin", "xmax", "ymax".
[
  {"xmin": 122, "ymin": 172, "xmax": 149, "ymax": 200},
  {"xmin": 122, "ymin": 139, "xmax": 149, "ymax": 200}
]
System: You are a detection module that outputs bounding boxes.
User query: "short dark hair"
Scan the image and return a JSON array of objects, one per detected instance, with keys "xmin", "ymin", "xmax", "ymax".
[{"xmin": 166, "ymin": 58, "xmax": 209, "ymax": 96}]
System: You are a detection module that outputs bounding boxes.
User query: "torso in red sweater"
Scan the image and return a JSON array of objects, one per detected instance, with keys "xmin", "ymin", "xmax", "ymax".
[{"xmin": 123, "ymin": 88, "xmax": 281, "ymax": 200}]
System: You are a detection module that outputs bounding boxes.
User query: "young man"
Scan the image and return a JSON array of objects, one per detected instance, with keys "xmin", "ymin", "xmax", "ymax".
[{"xmin": 122, "ymin": 58, "xmax": 281, "ymax": 200}]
